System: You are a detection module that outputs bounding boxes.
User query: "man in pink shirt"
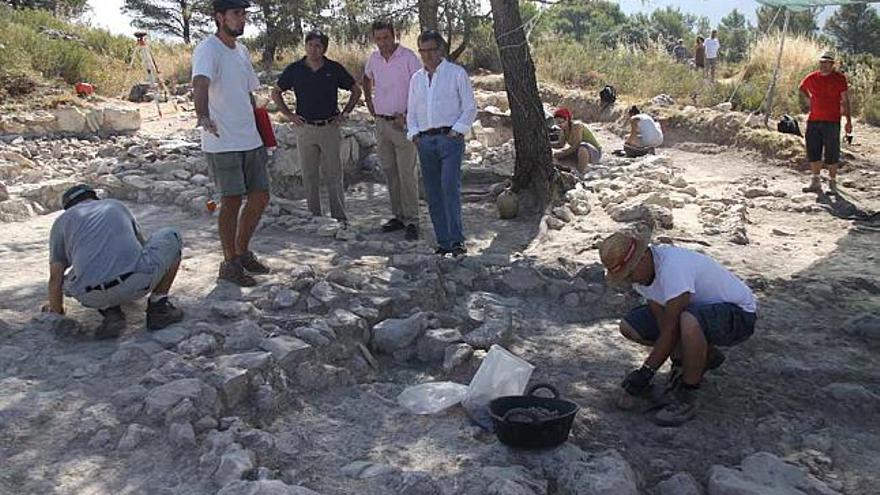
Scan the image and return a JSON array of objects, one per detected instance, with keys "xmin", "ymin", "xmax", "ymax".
[{"xmin": 364, "ymin": 20, "xmax": 422, "ymax": 240}]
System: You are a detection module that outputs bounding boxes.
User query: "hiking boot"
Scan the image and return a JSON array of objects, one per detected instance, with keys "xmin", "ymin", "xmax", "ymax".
[
  {"xmin": 240, "ymin": 251, "xmax": 270, "ymax": 274},
  {"xmin": 654, "ymin": 386, "xmax": 698, "ymax": 427},
  {"xmin": 404, "ymin": 224, "xmax": 419, "ymax": 241},
  {"xmin": 435, "ymin": 246, "xmax": 450, "ymax": 256},
  {"xmin": 96, "ymin": 306, "xmax": 125, "ymax": 340},
  {"xmin": 451, "ymin": 243, "xmax": 467, "ymax": 258},
  {"xmin": 146, "ymin": 297, "xmax": 184, "ymax": 331},
  {"xmin": 381, "ymin": 218, "xmax": 405, "ymax": 232},
  {"xmin": 828, "ymin": 179, "xmax": 838, "ymax": 195},
  {"xmin": 802, "ymin": 177, "xmax": 822, "ymax": 193},
  {"xmin": 219, "ymin": 258, "xmax": 257, "ymax": 287}
]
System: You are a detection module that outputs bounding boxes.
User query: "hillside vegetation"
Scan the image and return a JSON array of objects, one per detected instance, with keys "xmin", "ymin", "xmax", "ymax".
[{"xmin": 2, "ymin": 4, "xmax": 879, "ymax": 123}]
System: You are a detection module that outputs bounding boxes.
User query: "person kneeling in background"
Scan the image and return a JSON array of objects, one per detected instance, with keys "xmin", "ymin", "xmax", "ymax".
[{"xmin": 551, "ymin": 107, "xmax": 603, "ymax": 175}]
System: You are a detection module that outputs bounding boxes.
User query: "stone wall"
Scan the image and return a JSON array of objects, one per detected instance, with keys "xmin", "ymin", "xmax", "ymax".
[{"xmin": 0, "ymin": 104, "xmax": 141, "ymax": 138}]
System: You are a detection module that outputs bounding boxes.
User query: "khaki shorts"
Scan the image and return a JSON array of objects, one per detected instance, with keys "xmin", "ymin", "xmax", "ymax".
[
  {"xmin": 205, "ymin": 146, "xmax": 270, "ymax": 197},
  {"xmin": 71, "ymin": 228, "xmax": 183, "ymax": 310}
]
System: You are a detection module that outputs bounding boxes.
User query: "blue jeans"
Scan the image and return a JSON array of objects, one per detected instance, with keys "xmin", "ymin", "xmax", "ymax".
[{"xmin": 417, "ymin": 134, "xmax": 465, "ymax": 250}]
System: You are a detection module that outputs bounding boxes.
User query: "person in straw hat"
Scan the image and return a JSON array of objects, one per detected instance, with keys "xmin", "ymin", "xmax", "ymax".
[{"xmin": 599, "ymin": 227, "xmax": 758, "ymax": 426}]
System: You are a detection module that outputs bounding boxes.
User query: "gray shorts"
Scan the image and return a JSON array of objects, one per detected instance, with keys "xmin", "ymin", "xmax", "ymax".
[
  {"xmin": 205, "ymin": 146, "xmax": 270, "ymax": 197},
  {"xmin": 72, "ymin": 228, "xmax": 183, "ymax": 310},
  {"xmin": 578, "ymin": 142, "xmax": 602, "ymax": 164},
  {"xmin": 624, "ymin": 302, "xmax": 756, "ymax": 347}
]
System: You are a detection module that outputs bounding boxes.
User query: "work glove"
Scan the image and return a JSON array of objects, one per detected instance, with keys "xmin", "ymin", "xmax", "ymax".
[{"xmin": 622, "ymin": 365, "xmax": 655, "ymax": 396}]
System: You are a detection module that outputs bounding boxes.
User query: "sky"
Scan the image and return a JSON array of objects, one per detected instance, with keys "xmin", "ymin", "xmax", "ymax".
[{"xmin": 82, "ymin": 0, "xmax": 838, "ymax": 39}]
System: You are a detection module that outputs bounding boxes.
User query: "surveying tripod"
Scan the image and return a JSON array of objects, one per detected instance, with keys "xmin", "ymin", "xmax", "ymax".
[{"xmin": 130, "ymin": 32, "xmax": 176, "ymax": 117}]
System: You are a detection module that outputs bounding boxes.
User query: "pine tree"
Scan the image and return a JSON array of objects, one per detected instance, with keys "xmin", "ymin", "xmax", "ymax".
[
  {"xmin": 121, "ymin": 0, "xmax": 210, "ymax": 44},
  {"xmin": 756, "ymin": 6, "xmax": 818, "ymax": 37},
  {"xmin": 719, "ymin": 9, "xmax": 752, "ymax": 63},
  {"xmin": 825, "ymin": 4, "xmax": 880, "ymax": 56}
]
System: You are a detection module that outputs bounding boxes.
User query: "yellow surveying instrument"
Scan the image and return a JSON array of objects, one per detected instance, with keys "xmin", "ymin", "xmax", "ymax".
[{"xmin": 130, "ymin": 32, "xmax": 176, "ymax": 117}]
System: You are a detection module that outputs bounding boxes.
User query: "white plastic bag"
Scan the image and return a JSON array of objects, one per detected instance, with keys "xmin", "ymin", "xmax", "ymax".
[
  {"xmin": 462, "ymin": 345, "xmax": 534, "ymax": 430},
  {"xmin": 397, "ymin": 381, "xmax": 470, "ymax": 415}
]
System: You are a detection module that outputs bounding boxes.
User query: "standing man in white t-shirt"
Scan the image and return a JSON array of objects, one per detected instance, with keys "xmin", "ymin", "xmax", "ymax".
[
  {"xmin": 599, "ymin": 228, "xmax": 758, "ymax": 427},
  {"xmin": 192, "ymin": 0, "xmax": 271, "ymax": 287},
  {"xmin": 704, "ymin": 30, "xmax": 720, "ymax": 81}
]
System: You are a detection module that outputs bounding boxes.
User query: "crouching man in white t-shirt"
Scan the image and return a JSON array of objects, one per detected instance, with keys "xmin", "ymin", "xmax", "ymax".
[{"xmin": 599, "ymin": 228, "xmax": 757, "ymax": 426}]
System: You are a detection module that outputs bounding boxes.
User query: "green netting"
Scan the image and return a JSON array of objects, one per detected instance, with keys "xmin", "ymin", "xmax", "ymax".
[{"xmin": 756, "ymin": 0, "xmax": 880, "ymax": 10}]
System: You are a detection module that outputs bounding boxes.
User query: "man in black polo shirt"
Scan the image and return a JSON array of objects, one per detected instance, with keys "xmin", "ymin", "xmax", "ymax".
[{"xmin": 272, "ymin": 30, "xmax": 362, "ymax": 223}]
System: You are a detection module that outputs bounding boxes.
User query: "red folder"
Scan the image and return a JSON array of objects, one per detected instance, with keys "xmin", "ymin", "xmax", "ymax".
[{"xmin": 254, "ymin": 107, "xmax": 277, "ymax": 148}]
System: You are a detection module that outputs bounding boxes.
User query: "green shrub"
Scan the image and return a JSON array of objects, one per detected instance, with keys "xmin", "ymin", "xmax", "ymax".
[{"xmin": 865, "ymin": 95, "xmax": 880, "ymax": 126}]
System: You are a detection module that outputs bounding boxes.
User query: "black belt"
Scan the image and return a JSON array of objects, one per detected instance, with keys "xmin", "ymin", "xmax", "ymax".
[
  {"xmin": 376, "ymin": 114, "xmax": 397, "ymax": 121},
  {"xmin": 85, "ymin": 272, "xmax": 133, "ymax": 293},
  {"xmin": 418, "ymin": 127, "xmax": 452, "ymax": 137},
  {"xmin": 304, "ymin": 117, "xmax": 336, "ymax": 126}
]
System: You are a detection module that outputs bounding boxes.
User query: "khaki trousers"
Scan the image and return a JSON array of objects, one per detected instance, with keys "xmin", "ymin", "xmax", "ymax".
[
  {"xmin": 297, "ymin": 124, "xmax": 346, "ymax": 221},
  {"xmin": 376, "ymin": 119, "xmax": 419, "ymax": 225}
]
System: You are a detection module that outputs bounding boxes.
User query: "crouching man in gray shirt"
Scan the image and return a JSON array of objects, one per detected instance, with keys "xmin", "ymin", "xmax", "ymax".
[{"xmin": 43, "ymin": 184, "xmax": 185, "ymax": 339}]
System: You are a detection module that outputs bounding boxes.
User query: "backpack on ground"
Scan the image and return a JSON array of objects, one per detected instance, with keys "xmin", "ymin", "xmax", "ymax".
[
  {"xmin": 777, "ymin": 114, "xmax": 802, "ymax": 137},
  {"xmin": 599, "ymin": 85, "xmax": 617, "ymax": 107}
]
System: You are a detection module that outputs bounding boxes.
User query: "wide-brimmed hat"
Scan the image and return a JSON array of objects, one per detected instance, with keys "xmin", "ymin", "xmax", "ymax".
[
  {"xmin": 599, "ymin": 227, "xmax": 652, "ymax": 284},
  {"xmin": 818, "ymin": 51, "xmax": 836, "ymax": 62}
]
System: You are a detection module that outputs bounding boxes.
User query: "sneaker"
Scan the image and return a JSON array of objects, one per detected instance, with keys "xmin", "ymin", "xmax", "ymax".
[
  {"xmin": 240, "ymin": 251, "xmax": 270, "ymax": 274},
  {"xmin": 434, "ymin": 246, "xmax": 450, "ymax": 256},
  {"xmin": 219, "ymin": 258, "xmax": 257, "ymax": 287},
  {"xmin": 802, "ymin": 177, "xmax": 822, "ymax": 193},
  {"xmin": 654, "ymin": 386, "xmax": 698, "ymax": 426},
  {"xmin": 146, "ymin": 297, "xmax": 184, "ymax": 331},
  {"xmin": 96, "ymin": 306, "xmax": 125, "ymax": 340},
  {"xmin": 828, "ymin": 179, "xmax": 838, "ymax": 195},
  {"xmin": 381, "ymin": 218, "xmax": 405, "ymax": 232},
  {"xmin": 451, "ymin": 243, "xmax": 467, "ymax": 257},
  {"xmin": 404, "ymin": 224, "xmax": 419, "ymax": 241}
]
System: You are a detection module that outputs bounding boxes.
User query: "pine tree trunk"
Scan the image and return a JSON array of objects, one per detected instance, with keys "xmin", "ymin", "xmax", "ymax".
[
  {"xmin": 418, "ymin": 0, "xmax": 439, "ymax": 32},
  {"xmin": 489, "ymin": 0, "xmax": 552, "ymax": 207}
]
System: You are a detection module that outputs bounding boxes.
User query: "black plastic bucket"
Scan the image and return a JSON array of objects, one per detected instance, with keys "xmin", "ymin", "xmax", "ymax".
[{"xmin": 488, "ymin": 383, "xmax": 580, "ymax": 449}]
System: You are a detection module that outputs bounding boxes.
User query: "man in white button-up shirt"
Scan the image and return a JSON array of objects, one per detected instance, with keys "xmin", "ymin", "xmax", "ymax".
[{"xmin": 406, "ymin": 31, "xmax": 477, "ymax": 257}]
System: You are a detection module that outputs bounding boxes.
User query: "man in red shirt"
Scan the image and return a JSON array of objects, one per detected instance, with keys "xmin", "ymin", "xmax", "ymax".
[{"xmin": 799, "ymin": 52, "xmax": 852, "ymax": 194}]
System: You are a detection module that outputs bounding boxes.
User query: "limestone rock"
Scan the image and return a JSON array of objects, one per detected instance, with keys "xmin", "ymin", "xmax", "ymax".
[
  {"xmin": 101, "ymin": 105, "xmax": 141, "ymax": 133},
  {"xmin": 260, "ymin": 335, "xmax": 314, "ymax": 374},
  {"xmin": 417, "ymin": 328, "xmax": 464, "ymax": 363},
  {"xmin": 443, "ymin": 343, "xmax": 475, "ymax": 372},
  {"xmin": 218, "ymin": 480, "xmax": 322, "ymax": 495},
  {"xmin": 177, "ymin": 333, "xmax": 219, "ymax": 356},
  {"xmin": 212, "ymin": 301, "xmax": 260, "ymax": 319},
  {"xmin": 169, "ymin": 422, "xmax": 196, "ymax": 448},
  {"xmin": 144, "ymin": 378, "xmax": 219, "ymax": 418},
  {"xmin": 707, "ymin": 452, "xmax": 839, "ymax": 495},
  {"xmin": 341, "ymin": 460, "xmax": 397, "ymax": 479},
  {"xmin": 223, "ymin": 320, "xmax": 264, "ymax": 352},
  {"xmin": 463, "ymin": 313, "xmax": 513, "ymax": 349},
  {"xmin": 151, "ymin": 325, "xmax": 192, "ymax": 348},
  {"xmin": 817, "ymin": 382, "xmax": 880, "ymax": 411},
  {"xmin": 371, "ymin": 312, "xmax": 430, "ymax": 353},
  {"xmin": 117, "ymin": 424, "xmax": 155, "ymax": 451},
  {"xmin": 554, "ymin": 450, "xmax": 639, "ymax": 495},
  {"xmin": 214, "ymin": 447, "xmax": 256, "ymax": 488},
  {"xmin": 209, "ymin": 366, "xmax": 250, "ymax": 409},
  {"xmin": 656, "ymin": 472, "xmax": 703, "ymax": 495}
]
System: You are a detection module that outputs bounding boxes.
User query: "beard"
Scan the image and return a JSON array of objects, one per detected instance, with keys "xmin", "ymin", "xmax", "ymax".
[{"xmin": 222, "ymin": 24, "xmax": 244, "ymax": 37}]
